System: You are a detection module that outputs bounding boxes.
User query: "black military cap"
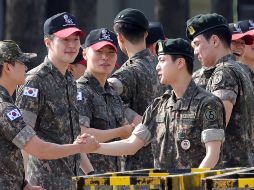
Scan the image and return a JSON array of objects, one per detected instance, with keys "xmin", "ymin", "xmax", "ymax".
[
  {"xmin": 228, "ymin": 23, "xmax": 253, "ymax": 45},
  {"xmin": 44, "ymin": 12, "xmax": 85, "ymax": 38},
  {"xmin": 114, "ymin": 8, "xmax": 148, "ymax": 30},
  {"xmin": 146, "ymin": 21, "xmax": 165, "ymax": 45},
  {"xmin": 155, "ymin": 38, "xmax": 194, "ymax": 60},
  {"xmin": 186, "ymin": 13, "xmax": 228, "ymax": 40},
  {"xmin": 82, "ymin": 28, "xmax": 118, "ymax": 51},
  {"xmin": 238, "ymin": 19, "xmax": 254, "ymax": 36}
]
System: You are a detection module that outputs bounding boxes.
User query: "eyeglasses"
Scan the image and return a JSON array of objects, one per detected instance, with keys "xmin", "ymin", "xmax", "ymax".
[{"xmin": 231, "ymin": 40, "xmax": 245, "ymax": 46}]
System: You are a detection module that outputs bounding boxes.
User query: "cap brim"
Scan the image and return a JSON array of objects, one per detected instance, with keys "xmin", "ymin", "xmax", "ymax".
[
  {"xmin": 245, "ymin": 29, "xmax": 254, "ymax": 37},
  {"xmin": 232, "ymin": 33, "xmax": 253, "ymax": 45},
  {"xmin": 53, "ymin": 27, "xmax": 85, "ymax": 38},
  {"xmin": 18, "ymin": 53, "xmax": 37, "ymax": 63},
  {"xmin": 90, "ymin": 41, "xmax": 117, "ymax": 52}
]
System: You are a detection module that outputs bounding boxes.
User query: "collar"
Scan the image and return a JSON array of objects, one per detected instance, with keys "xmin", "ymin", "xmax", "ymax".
[
  {"xmin": 83, "ymin": 72, "xmax": 115, "ymax": 95},
  {"xmin": 129, "ymin": 49, "xmax": 151, "ymax": 62},
  {"xmin": 167, "ymin": 80, "xmax": 198, "ymax": 111},
  {"xmin": 0, "ymin": 85, "xmax": 14, "ymax": 103},
  {"xmin": 43, "ymin": 57, "xmax": 73, "ymax": 86},
  {"xmin": 215, "ymin": 54, "xmax": 236, "ymax": 65}
]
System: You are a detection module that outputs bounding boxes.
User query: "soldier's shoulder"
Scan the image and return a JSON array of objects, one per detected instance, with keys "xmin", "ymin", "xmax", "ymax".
[
  {"xmin": 26, "ymin": 63, "xmax": 50, "ymax": 80},
  {"xmin": 192, "ymin": 68, "xmax": 203, "ymax": 78}
]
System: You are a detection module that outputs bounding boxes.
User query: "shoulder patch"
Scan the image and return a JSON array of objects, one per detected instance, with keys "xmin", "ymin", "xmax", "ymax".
[
  {"xmin": 23, "ymin": 87, "xmax": 38, "ymax": 97},
  {"xmin": 205, "ymin": 108, "xmax": 217, "ymax": 121},
  {"xmin": 77, "ymin": 91, "xmax": 82, "ymax": 100},
  {"xmin": 6, "ymin": 109, "xmax": 21, "ymax": 121}
]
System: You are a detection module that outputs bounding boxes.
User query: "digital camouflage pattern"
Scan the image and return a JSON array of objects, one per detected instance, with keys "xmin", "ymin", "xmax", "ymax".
[
  {"xmin": 77, "ymin": 72, "xmax": 126, "ymax": 173},
  {"xmin": 192, "ymin": 67, "xmax": 216, "ymax": 89},
  {"xmin": 134, "ymin": 81, "xmax": 225, "ymax": 169},
  {"xmin": 0, "ymin": 85, "xmax": 36, "ymax": 190},
  {"xmin": 111, "ymin": 49, "xmax": 163, "ymax": 170},
  {"xmin": 0, "ymin": 40, "xmax": 36, "ymax": 64},
  {"xmin": 16, "ymin": 58, "xmax": 80, "ymax": 190},
  {"xmin": 205, "ymin": 54, "xmax": 254, "ymax": 167}
]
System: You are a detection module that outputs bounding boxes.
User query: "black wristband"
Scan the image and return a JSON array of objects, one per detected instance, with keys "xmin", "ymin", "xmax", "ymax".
[
  {"xmin": 22, "ymin": 179, "xmax": 28, "ymax": 189},
  {"xmin": 87, "ymin": 171, "xmax": 95, "ymax": 175}
]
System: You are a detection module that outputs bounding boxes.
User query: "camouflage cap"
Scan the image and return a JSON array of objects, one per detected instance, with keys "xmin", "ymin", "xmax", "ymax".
[
  {"xmin": 114, "ymin": 8, "xmax": 148, "ymax": 30},
  {"xmin": 186, "ymin": 13, "xmax": 229, "ymax": 40},
  {"xmin": 155, "ymin": 38, "xmax": 194, "ymax": 60},
  {"xmin": 0, "ymin": 40, "xmax": 37, "ymax": 65}
]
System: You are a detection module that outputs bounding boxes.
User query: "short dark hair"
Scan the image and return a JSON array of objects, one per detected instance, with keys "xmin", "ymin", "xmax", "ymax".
[
  {"xmin": 44, "ymin": 34, "xmax": 55, "ymax": 40},
  {"xmin": 0, "ymin": 62, "xmax": 16, "ymax": 77},
  {"xmin": 202, "ymin": 27, "xmax": 231, "ymax": 48},
  {"xmin": 171, "ymin": 54, "xmax": 194, "ymax": 75},
  {"xmin": 113, "ymin": 22, "xmax": 146, "ymax": 44}
]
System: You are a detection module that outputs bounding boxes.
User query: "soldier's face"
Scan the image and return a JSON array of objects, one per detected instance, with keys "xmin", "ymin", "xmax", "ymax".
[
  {"xmin": 230, "ymin": 39, "xmax": 246, "ymax": 59},
  {"xmin": 85, "ymin": 45, "xmax": 117, "ymax": 77},
  {"xmin": 46, "ymin": 33, "xmax": 80, "ymax": 64},
  {"xmin": 10, "ymin": 61, "xmax": 27, "ymax": 85},
  {"xmin": 157, "ymin": 54, "xmax": 177, "ymax": 85},
  {"xmin": 192, "ymin": 35, "xmax": 217, "ymax": 68},
  {"xmin": 243, "ymin": 36, "xmax": 254, "ymax": 63}
]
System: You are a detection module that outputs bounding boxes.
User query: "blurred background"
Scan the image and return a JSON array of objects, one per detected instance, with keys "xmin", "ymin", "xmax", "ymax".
[{"xmin": 0, "ymin": 0, "xmax": 253, "ymax": 69}]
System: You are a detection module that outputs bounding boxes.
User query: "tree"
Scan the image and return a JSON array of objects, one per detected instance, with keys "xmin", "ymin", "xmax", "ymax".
[
  {"xmin": 5, "ymin": 0, "xmax": 47, "ymax": 69},
  {"xmin": 71, "ymin": 0, "xmax": 97, "ymax": 43},
  {"xmin": 155, "ymin": 0, "xmax": 189, "ymax": 39}
]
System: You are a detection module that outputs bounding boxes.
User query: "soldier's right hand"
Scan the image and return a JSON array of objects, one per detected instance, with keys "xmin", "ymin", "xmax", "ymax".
[
  {"xmin": 120, "ymin": 123, "xmax": 135, "ymax": 139},
  {"xmin": 76, "ymin": 134, "xmax": 100, "ymax": 153}
]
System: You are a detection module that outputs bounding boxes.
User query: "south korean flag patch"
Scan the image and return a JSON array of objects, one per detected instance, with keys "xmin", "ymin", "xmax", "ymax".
[
  {"xmin": 77, "ymin": 91, "xmax": 82, "ymax": 101},
  {"xmin": 7, "ymin": 109, "xmax": 21, "ymax": 121},
  {"xmin": 23, "ymin": 87, "xmax": 38, "ymax": 98}
]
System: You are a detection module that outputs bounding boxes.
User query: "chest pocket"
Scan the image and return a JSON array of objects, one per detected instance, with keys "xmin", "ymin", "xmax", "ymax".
[
  {"xmin": 47, "ymin": 100, "xmax": 67, "ymax": 116},
  {"xmin": 92, "ymin": 100, "xmax": 108, "ymax": 122},
  {"xmin": 155, "ymin": 113, "xmax": 167, "ymax": 141},
  {"xmin": 177, "ymin": 113, "xmax": 198, "ymax": 141}
]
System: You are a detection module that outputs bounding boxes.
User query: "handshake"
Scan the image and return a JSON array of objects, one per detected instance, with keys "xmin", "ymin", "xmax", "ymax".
[{"xmin": 74, "ymin": 133, "xmax": 100, "ymax": 153}]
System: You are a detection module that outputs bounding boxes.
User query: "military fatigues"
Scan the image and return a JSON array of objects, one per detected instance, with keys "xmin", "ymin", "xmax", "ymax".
[
  {"xmin": 192, "ymin": 67, "xmax": 216, "ymax": 89},
  {"xmin": 77, "ymin": 72, "xmax": 126, "ymax": 173},
  {"xmin": 133, "ymin": 81, "xmax": 225, "ymax": 169},
  {"xmin": 0, "ymin": 85, "xmax": 36, "ymax": 190},
  {"xmin": 16, "ymin": 58, "xmax": 80, "ymax": 190},
  {"xmin": 111, "ymin": 49, "xmax": 163, "ymax": 170},
  {"xmin": 203, "ymin": 54, "xmax": 254, "ymax": 167}
]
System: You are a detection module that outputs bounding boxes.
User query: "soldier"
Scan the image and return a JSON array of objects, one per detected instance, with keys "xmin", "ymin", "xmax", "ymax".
[
  {"xmin": 146, "ymin": 21, "xmax": 166, "ymax": 56},
  {"xmin": 77, "ymin": 38, "xmax": 225, "ymax": 169},
  {"xmin": 68, "ymin": 47, "xmax": 87, "ymax": 80},
  {"xmin": 187, "ymin": 13, "xmax": 254, "ymax": 167},
  {"xmin": 15, "ymin": 12, "xmax": 93, "ymax": 189},
  {"xmin": 228, "ymin": 22, "xmax": 253, "ymax": 61},
  {"xmin": 107, "ymin": 8, "xmax": 163, "ymax": 171},
  {"xmin": 239, "ymin": 19, "xmax": 254, "ymax": 85},
  {"xmin": 77, "ymin": 28, "xmax": 135, "ymax": 173},
  {"xmin": 0, "ymin": 40, "xmax": 99, "ymax": 190}
]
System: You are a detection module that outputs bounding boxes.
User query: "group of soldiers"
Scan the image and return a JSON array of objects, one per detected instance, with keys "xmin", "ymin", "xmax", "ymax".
[{"xmin": 0, "ymin": 7, "xmax": 254, "ymax": 190}]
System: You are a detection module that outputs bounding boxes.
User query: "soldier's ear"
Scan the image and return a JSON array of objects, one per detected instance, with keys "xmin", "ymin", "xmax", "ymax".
[
  {"xmin": 82, "ymin": 48, "xmax": 87, "ymax": 60},
  {"xmin": 117, "ymin": 33, "xmax": 124, "ymax": 43},
  {"xmin": 44, "ymin": 38, "xmax": 51, "ymax": 49},
  {"xmin": 210, "ymin": 35, "xmax": 220, "ymax": 48},
  {"xmin": 177, "ymin": 58, "xmax": 185, "ymax": 70}
]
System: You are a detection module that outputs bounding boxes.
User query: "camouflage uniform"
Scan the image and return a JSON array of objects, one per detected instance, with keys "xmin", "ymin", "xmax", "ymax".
[
  {"xmin": 77, "ymin": 72, "xmax": 126, "ymax": 173},
  {"xmin": 111, "ymin": 49, "xmax": 163, "ymax": 170},
  {"xmin": 204, "ymin": 54, "xmax": 254, "ymax": 167},
  {"xmin": 133, "ymin": 80, "xmax": 225, "ymax": 169},
  {"xmin": 0, "ymin": 85, "xmax": 36, "ymax": 190},
  {"xmin": 16, "ymin": 58, "xmax": 80, "ymax": 190},
  {"xmin": 192, "ymin": 67, "xmax": 216, "ymax": 89}
]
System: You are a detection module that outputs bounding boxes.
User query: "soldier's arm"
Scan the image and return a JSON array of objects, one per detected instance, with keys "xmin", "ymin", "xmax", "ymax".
[
  {"xmin": 198, "ymin": 96, "xmax": 225, "ymax": 168},
  {"xmin": 23, "ymin": 133, "xmax": 99, "ymax": 159},
  {"xmin": 81, "ymin": 124, "xmax": 135, "ymax": 143},
  {"xmin": 94, "ymin": 134, "xmax": 145, "ymax": 156},
  {"xmin": 207, "ymin": 69, "xmax": 238, "ymax": 126},
  {"xmin": 80, "ymin": 153, "xmax": 94, "ymax": 174}
]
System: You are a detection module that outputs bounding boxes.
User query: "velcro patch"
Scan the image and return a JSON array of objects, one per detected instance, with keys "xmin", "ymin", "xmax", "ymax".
[
  {"xmin": 6, "ymin": 109, "xmax": 21, "ymax": 121},
  {"xmin": 77, "ymin": 92, "xmax": 82, "ymax": 100},
  {"xmin": 23, "ymin": 87, "xmax": 38, "ymax": 97}
]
